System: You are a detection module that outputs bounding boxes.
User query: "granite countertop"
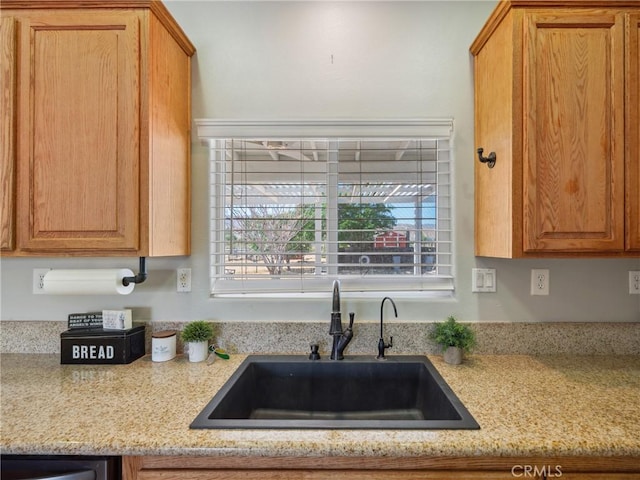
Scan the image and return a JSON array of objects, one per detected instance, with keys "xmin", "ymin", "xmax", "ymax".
[{"xmin": 1, "ymin": 353, "xmax": 639, "ymax": 458}]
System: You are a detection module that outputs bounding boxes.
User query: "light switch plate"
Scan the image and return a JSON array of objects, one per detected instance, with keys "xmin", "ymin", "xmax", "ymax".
[{"xmin": 472, "ymin": 268, "xmax": 496, "ymax": 293}]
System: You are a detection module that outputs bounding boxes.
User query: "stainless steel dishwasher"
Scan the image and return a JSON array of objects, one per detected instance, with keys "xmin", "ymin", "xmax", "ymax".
[{"xmin": 0, "ymin": 455, "xmax": 120, "ymax": 480}]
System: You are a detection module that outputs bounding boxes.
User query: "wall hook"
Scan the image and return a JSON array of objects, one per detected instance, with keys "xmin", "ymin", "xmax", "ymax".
[
  {"xmin": 477, "ymin": 147, "xmax": 496, "ymax": 168},
  {"xmin": 122, "ymin": 257, "xmax": 148, "ymax": 286}
]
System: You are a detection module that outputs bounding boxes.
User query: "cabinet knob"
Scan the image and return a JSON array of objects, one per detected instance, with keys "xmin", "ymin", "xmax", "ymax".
[{"xmin": 476, "ymin": 148, "xmax": 496, "ymax": 168}]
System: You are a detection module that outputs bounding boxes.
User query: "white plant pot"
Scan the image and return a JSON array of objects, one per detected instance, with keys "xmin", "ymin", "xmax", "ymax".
[
  {"xmin": 443, "ymin": 346, "xmax": 463, "ymax": 365},
  {"xmin": 187, "ymin": 340, "xmax": 209, "ymax": 363}
]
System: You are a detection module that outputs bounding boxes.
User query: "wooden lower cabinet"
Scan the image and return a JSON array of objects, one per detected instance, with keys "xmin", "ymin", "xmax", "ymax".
[
  {"xmin": 127, "ymin": 470, "xmax": 519, "ymax": 480},
  {"xmin": 561, "ymin": 476, "xmax": 640, "ymax": 480},
  {"xmin": 123, "ymin": 456, "xmax": 640, "ymax": 480}
]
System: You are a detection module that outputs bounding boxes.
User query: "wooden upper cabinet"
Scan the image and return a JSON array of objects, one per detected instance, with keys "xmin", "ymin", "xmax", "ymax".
[
  {"xmin": 17, "ymin": 12, "xmax": 140, "ymax": 253},
  {"xmin": 627, "ymin": 13, "xmax": 640, "ymax": 252},
  {"xmin": 471, "ymin": 2, "xmax": 639, "ymax": 258},
  {"xmin": 1, "ymin": 1, "xmax": 195, "ymax": 256},
  {"xmin": 522, "ymin": 11, "xmax": 625, "ymax": 253},
  {"xmin": 1, "ymin": 16, "xmax": 17, "ymax": 252}
]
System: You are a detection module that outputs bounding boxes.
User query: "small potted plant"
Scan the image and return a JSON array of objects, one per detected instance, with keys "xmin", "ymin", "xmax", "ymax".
[
  {"xmin": 181, "ymin": 321, "xmax": 214, "ymax": 362},
  {"xmin": 429, "ymin": 316, "xmax": 476, "ymax": 365}
]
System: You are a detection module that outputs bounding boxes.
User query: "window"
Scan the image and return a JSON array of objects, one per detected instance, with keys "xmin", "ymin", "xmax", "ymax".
[{"xmin": 198, "ymin": 120, "xmax": 454, "ymax": 297}]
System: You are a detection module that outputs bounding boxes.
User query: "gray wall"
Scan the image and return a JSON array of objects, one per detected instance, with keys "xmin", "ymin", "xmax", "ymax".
[{"xmin": 1, "ymin": 1, "xmax": 638, "ymax": 324}]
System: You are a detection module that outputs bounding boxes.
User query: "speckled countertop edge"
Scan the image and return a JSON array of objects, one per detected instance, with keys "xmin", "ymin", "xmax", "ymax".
[{"xmin": 1, "ymin": 353, "xmax": 639, "ymax": 458}]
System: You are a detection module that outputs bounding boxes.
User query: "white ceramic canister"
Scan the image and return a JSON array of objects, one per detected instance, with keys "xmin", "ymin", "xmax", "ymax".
[{"xmin": 151, "ymin": 330, "xmax": 177, "ymax": 362}]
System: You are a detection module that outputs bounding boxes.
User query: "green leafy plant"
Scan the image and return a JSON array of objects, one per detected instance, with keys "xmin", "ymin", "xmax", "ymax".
[
  {"xmin": 180, "ymin": 321, "xmax": 214, "ymax": 343},
  {"xmin": 429, "ymin": 316, "xmax": 476, "ymax": 352}
]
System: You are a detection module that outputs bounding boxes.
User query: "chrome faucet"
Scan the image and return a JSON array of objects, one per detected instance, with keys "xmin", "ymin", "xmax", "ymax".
[
  {"xmin": 329, "ymin": 280, "xmax": 354, "ymax": 360},
  {"xmin": 377, "ymin": 296, "xmax": 397, "ymax": 360}
]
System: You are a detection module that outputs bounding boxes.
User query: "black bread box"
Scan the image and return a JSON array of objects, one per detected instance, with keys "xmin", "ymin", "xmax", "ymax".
[{"xmin": 60, "ymin": 325, "xmax": 145, "ymax": 364}]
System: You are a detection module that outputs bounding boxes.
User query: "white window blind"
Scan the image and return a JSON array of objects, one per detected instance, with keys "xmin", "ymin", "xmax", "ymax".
[{"xmin": 201, "ymin": 120, "xmax": 454, "ymax": 296}]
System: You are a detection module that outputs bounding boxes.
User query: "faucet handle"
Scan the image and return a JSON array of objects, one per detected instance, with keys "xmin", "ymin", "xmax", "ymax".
[
  {"xmin": 377, "ymin": 336, "xmax": 393, "ymax": 360},
  {"xmin": 348, "ymin": 312, "xmax": 355, "ymax": 329}
]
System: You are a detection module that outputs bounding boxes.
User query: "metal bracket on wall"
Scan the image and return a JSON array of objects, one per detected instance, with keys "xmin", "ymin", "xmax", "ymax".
[
  {"xmin": 122, "ymin": 257, "xmax": 148, "ymax": 286},
  {"xmin": 476, "ymin": 147, "xmax": 496, "ymax": 168}
]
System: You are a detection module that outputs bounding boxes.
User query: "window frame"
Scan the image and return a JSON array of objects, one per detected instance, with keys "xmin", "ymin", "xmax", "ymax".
[{"xmin": 196, "ymin": 119, "xmax": 456, "ymax": 298}]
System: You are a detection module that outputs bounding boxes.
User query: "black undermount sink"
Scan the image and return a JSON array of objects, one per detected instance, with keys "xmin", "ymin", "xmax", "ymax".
[{"xmin": 190, "ymin": 355, "xmax": 480, "ymax": 429}]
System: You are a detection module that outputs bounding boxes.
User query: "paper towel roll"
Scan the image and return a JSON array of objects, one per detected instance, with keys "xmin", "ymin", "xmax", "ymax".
[{"xmin": 42, "ymin": 269, "xmax": 135, "ymax": 295}]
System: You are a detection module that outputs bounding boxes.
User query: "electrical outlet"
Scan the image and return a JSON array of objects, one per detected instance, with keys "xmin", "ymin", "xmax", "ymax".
[
  {"xmin": 531, "ymin": 269, "xmax": 549, "ymax": 296},
  {"xmin": 177, "ymin": 268, "xmax": 191, "ymax": 293},
  {"xmin": 33, "ymin": 268, "xmax": 51, "ymax": 294},
  {"xmin": 630, "ymin": 271, "xmax": 640, "ymax": 295}
]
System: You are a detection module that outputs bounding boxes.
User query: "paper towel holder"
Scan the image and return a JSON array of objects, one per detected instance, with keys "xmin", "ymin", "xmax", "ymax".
[{"xmin": 122, "ymin": 257, "xmax": 148, "ymax": 286}]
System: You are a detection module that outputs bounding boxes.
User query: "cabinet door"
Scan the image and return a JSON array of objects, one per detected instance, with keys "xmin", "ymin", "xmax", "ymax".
[
  {"xmin": 627, "ymin": 13, "xmax": 640, "ymax": 252},
  {"xmin": 522, "ymin": 11, "xmax": 626, "ymax": 252},
  {"xmin": 16, "ymin": 12, "xmax": 140, "ymax": 253},
  {"xmin": 1, "ymin": 16, "xmax": 16, "ymax": 251}
]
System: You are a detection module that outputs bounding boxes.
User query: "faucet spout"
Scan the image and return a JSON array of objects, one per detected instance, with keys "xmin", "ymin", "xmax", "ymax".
[
  {"xmin": 377, "ymin": 297, "xmax": 397, "ymax": 360},
  {"xmin": 329, "ymin": 280, "xmax": 342, "ymax": 336},
  {"xmin": 332, "ymin": 279, "xmax": 341, "ymax": 314}
]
